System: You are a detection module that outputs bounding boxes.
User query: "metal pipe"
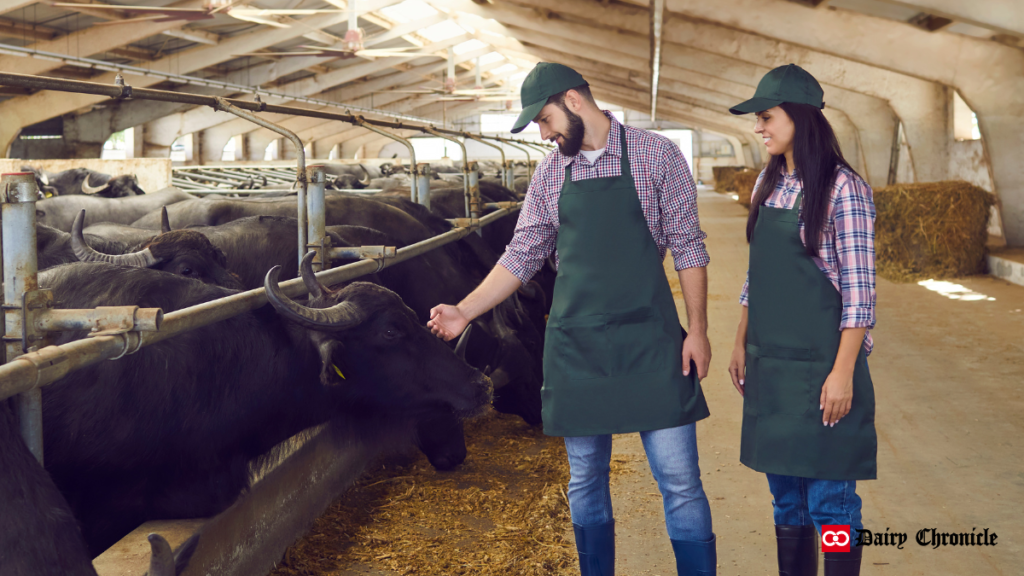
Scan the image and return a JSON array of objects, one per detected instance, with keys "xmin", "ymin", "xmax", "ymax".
[
  {"xmin": 421, "ymin": 127, "xmax": 470, "ymax": 217},
  {"xmin": 306, "ymin": 166, "xmax": 327, "ymax": 273},
  {"xmin": 35, "ymin": 307, "xmax": 163, "ymax": 333},
  {"xmin": 466, "ymin": 160, "xmax": 480, "ymax": 220},
  {"xmin": 495, "ymin": 137, "xmax": 533, "ymax": 183},
  {"xmin": 211, "ymin": 97, "xmax": 309, "ymax": 273},
  {"xmin": 0, "ymin": 203, "xmax": 522, "ymax": 401},
  {"xmin": 1, "ymin": 173, "xmax": 43, "ymax": 463},
  {"xmin": 650, "ymin": 0, "xmax": 665, "ymax": 122},
  {"xmin": 0, "ymin": 71, "xmax": 549, "ymax": 149},
  {"xmin": 354, "ymin": 116, "xmax": 417, "ymax": 204},
  {"xmin": 0, "ymin": 46, "xmax": 440, "ymax": 126},
  {"xmin": 463, "ymin": 133, "xmax": 506, "ymax": 187},
  {"xmin": 415, "ymin": 163, "xmax": 430, "ymax": 209}
]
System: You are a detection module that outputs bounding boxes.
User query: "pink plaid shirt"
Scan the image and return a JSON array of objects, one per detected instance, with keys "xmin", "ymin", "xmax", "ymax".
[
  {"xmin": 496, "ymin": 113, "xmax": 709, "ymax": 286},
  {"xmin": 740, "ymin": 166, "xmax": 876, "ymax": 354}
]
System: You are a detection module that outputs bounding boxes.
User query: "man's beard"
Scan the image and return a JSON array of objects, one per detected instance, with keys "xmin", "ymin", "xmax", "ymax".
[{"xmin": 555, "ymin": 103, "xmax": 585, "ymax": 157}]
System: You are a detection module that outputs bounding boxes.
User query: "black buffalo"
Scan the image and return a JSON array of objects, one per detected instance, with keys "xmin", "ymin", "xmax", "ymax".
[
  {"xmin": 21, "ymin": 166, "xmax": 146, "ymax": 198},
  {"xmin": 68, "ymin": 210, "xmax": 242, "ymax": 289},
  {"xmin": 0, "ymin": 400, "xmax": 98, "ymax": 576},
  {"xmin": 37, "ymin": 187, "xmax": 195, "ymax": 232},
  {"xmin": 131, "ymin": 194, "xmax": 436, "ymax": 248},
  {"xmin": 37, "ymin": 257, "xmax": 490, "ymax": 555}
]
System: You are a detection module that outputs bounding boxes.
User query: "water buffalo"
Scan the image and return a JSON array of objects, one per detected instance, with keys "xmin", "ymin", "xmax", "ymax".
[
  {"xmin": 0, "ymin": 400, "xmax": 98, "ymax": 576},
  {"xmin": 37, "ymin": 222, "xmax": 130, "ymax": 271},
  {"xmin": 68, "ymin": 210, "xmax": 243, "ymax": 289},
  {"xmin": 21, "ymin": 166, "xmax": 146, "ymax": 198},
  {"xmin": 37, "ymin": 256, "xmax": 490, "ymax": 555},
  {"xmin": 131, "ymin": 194, "xmax": 437, "ymax": 248},
  {"xmin": 37, "ymin": 187, "xmax": 195, "ymax": 232}
]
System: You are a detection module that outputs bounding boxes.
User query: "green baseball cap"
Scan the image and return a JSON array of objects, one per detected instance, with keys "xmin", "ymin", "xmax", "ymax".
[
  {"xmin": 729, "ymin": 64, "xmax": 824, "ymax": 115},
  {"xmin": 511, "ymin": 62, "xmax": 588, "ymax": 134}
]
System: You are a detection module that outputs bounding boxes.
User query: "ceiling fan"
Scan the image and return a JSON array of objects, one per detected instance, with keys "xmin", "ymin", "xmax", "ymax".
[{"xmin": 49, "ymin": 0, "xmax": 345, "ymax": 28}]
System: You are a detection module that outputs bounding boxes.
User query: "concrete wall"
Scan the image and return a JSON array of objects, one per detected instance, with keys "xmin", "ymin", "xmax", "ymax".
[
  {"xmin": 949, "ymin": 139, "xmax": 1004, "ymax": 239},
  {"xmin": 0, "ymin": 158, "xmax": 172, "ymax": 194}
]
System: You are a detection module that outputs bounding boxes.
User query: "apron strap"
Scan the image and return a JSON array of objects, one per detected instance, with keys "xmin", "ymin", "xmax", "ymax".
[{"xmin": 618, "ymin": 123, "xmax": 631, "ymax": 179}]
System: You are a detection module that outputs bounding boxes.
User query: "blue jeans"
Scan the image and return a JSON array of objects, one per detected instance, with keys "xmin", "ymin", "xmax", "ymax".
[
  {"xmin": 563, "ymin": 423, "xmax": 713, "ymax": 542},
  {"xmin": 766, "ymin": 473, "xmax": 863, "ymax": 533}
]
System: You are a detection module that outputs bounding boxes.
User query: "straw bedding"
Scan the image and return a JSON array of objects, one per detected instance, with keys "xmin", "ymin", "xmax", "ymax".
[
  {"xmin": 874, "ymin": 181, "xmax": 995, "ymax": 282},
  {"xmin": 711, "ymin": 166, "xmax": 746, "ymax": 193},
  {"xmin": 268, "ymin": 410, "xmax": 577, "ymax": 575},
  {"xmin": 732, "ymin": 170, "xmax": 760, "ymax": 208}
]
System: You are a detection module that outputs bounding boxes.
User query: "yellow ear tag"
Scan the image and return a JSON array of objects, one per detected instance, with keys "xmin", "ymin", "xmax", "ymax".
[{"xmin": 332, "ymin": 364, "xmax": 346, "ymax": 380}]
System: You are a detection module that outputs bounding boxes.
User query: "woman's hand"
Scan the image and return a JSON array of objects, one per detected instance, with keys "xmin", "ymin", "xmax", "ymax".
[
  {"xmin": 727, "ymin": 343, "xmax": 745, "ymax": 397},
  {"xmin": 820, "ymin": 370, "xmax": 853, "ymax": 426},
  {"xmin": 728, "ymin": 307, "xmax": 748, "ymax": 397}
]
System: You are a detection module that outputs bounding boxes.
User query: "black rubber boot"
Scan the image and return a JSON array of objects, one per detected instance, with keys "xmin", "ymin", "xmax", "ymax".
[
  {"xmin": 775, "ymin": 525, "xmax": 818, "ymax": 576},
  {"xmin": 670, "ymin": 533, "xmax": 717, "ymax": 575},
  {"xmin": 573, "ymin": 521, "xmax": 615, "ymax": 576},
  {"xmin": 824, "ymin": 545, "xmax": 862, "ymax": 576}
]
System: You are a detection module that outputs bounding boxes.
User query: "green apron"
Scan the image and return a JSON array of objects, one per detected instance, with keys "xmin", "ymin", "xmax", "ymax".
[
  {"xmin": 541, "ymin": 125, "xmax": 710, "ymax": 437},
  {"xmin": 740, "ymin": 192, "xmax": 877, "ymax": 480}
]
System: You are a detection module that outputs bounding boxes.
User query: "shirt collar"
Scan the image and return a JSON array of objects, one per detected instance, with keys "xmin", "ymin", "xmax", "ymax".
[{"xmin": 563, "ymin": 110, "xmax": 623, "ymax": 167}]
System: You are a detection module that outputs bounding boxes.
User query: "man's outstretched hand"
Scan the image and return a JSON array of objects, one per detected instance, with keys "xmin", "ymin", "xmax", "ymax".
[{"xmin": 428, "ymin": 304, "xmax": 470, "ymax": 341}]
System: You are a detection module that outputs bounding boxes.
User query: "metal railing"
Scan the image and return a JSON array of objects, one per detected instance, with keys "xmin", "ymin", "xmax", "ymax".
[{"xmin": 0, "ymin": 70, "xmax": 549, "ymax": 464}]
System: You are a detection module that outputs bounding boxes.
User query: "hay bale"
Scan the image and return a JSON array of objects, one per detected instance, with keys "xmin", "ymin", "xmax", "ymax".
[
  {"xmin": 733, "ymin": 169, "xmax": 760, "ymax": 208},
  {"xmin": 712, "ymin": 166, "xmax": 746, "ymax": 193},
  {"xmin": 874, "ymin": 181, "xmax": 995, "ymax": 282}
]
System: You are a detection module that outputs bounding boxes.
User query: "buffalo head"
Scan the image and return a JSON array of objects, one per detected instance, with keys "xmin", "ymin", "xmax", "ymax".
[
  {"xmin": 265, "ymin": 253, "xmax": 492, "ymax": 418},
  {"xmin": 82, "ymin": 173, "xmax": 144, "ymax": 197},
  {"xmin": 71, "ymin": 210, "xmax": 242, "ymax": 289}
]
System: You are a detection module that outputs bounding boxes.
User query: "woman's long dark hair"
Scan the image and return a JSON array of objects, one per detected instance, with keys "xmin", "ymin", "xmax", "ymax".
[{"xmin": 746, "ymin": 102, "xmax": 859, "ymax": 257}]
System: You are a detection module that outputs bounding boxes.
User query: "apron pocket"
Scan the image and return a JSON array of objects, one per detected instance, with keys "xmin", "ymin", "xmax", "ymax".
[
  {"xmin": 747, "ymin": 344, "xmax": 819, "ymax": 417},
  {"xmin": 550, "ymin": 314, "xmax": 610, "ymax": 380},
  {"xmin": 605, "ymin": 308, "xmax": 675, "ymax": 377}
]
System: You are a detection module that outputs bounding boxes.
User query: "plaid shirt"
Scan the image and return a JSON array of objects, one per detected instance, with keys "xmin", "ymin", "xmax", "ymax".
[
  {"xmin": 740, "ymin": 166, "xmax": 876, "ymax": 354},
  {"xmin": 496, "ymin": 112, "xmax": 709, "ymax": 286}
]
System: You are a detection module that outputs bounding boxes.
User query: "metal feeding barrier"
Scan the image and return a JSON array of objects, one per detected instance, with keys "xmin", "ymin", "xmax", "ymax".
[{"xmin": 0, "ymin": 70, "xmax": 551, "ymax": 464}]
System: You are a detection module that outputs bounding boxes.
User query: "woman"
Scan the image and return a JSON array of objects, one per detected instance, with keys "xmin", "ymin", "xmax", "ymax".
[{"xmin": 727, "ymin": 64, "xmax": 877, "ymax": 576}]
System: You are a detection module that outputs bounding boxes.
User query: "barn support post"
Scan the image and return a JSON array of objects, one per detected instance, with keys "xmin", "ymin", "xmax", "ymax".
[
  {"xmin": 416, "ymin": 163, "xmax": 431, "ymax": 209},
  {"xmin": 467, "ymin": 161, "xmax": 482, "ymax": 236},
  {"xmin": 1, "ymin": 172, "xmax": 43, "ymax": 463},
  {"xmin": 421, "ymin": 126, "xmax": 470, "ymax": 217},
  {"xmin": 464, "ymin": 133, "xmax": 507, "ymax": 189},
  {"xmin": 354, "ymin": 117, "xmax": 418, "ymax": 205},
  {"xmin": 211, "ymin": 97, "xmax": 308, "ymax": 274},
  {"xmin": 306, "ymin": 166, "xmax": 328, "ymax": 273}
]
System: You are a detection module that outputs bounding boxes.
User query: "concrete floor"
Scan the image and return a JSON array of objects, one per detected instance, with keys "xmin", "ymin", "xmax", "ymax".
[{"xmin": 609, "ymin": 190, "xmax": 1024, "ymax": 575}]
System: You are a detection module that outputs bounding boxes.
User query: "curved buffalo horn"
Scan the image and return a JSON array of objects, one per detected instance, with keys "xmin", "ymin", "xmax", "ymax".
[
  {"xmin": 454, "ymin": 323, "xmax": 473, "ymax": 360},
  {"xmin": 264, "ymin": 260, "xmax": 366, "ymax": 331},
  {"xmin": 147, "ymin": 533, "xmax": 175, "ymax": 576},
  {"xmin": 298, "ymin": 251, "xmax": 327, "ymax": 300},
  {"xmin": 546, "ymin": 255, "xmax": 557, "ymax": 273},
  {"xmin": 357, "ymin": 164, "xmax": 371, "ymax": 186},
  {"xmin": 160, "ymin": 206, "xmax": 172, "ymax": 234},
  {"xmin": 80, "ymin": 175, "xmax": 108, "ymax": 195},
  {"xmin": 71, "ymin": 210, "xmax": 160, "ymax": 267}
]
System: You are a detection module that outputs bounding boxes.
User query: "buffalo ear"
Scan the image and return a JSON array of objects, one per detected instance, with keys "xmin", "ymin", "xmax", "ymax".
[{"xmin": 315, "ymin": 339, "xmax": 347, "ymax": 382}]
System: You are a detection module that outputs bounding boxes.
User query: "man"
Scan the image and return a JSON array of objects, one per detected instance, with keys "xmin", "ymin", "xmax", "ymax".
[{"xmin": 428, "ymin": 63, "xmax": 716, "ymax": 576}]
